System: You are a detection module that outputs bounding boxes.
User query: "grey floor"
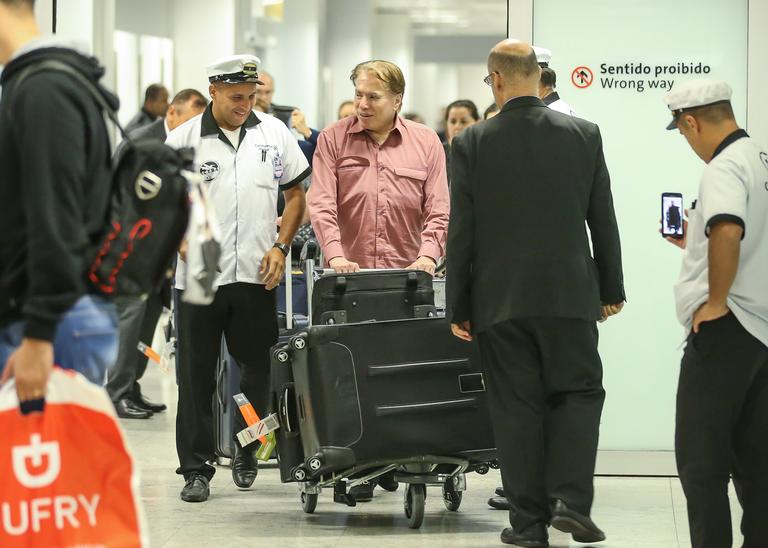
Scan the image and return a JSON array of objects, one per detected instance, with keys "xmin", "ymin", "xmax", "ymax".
[{"xmin": 124, "ymin": 366, "xmax": 745, "ymax": 548}]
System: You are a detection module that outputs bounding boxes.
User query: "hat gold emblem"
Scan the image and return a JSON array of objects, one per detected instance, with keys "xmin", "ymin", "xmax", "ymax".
[{"xmin": 243, "ymin": 62, "xmax": 258, "ymax": 77}]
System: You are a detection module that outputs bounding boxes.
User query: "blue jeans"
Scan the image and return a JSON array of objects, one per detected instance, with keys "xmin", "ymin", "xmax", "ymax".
[{"xmin": 0, "ymin": 295, "xmax": 118, "ymax": 385}]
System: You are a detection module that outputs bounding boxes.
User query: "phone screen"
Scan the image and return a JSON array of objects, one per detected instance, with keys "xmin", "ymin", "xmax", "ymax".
[{"xmin": 662, "ymin": 193, "xmax": 684, "ymax": 239}]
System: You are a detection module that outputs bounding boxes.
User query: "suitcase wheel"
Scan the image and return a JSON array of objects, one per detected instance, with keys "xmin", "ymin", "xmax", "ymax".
[
  {"xmin": 307, "ymin": 456, "xmax": 323, "ymax": 473},
  {"xmin": 300, "ymin": 491, "xmax": 318, "ymax": 514},
  {"xmin": 275, "ymin": 349, "xmax": 289, "ymax": 363},
  {"xmin": 292, "ymin": 336, "xmax": 307, "ymax": 351},
  {"xmin": 292, "ymin": 466, "xmax": 308, "ymax": 482},
  {"xmin": 489, "ymin": 460, "xmax": 500, "ymax": 470},
  {"xmin": 475, "ymin": 463, "xmax": 490, "ymax": 475},
  {"xmin": 404, "ymin": 484, "xmax": 426, "ymax": 529}
]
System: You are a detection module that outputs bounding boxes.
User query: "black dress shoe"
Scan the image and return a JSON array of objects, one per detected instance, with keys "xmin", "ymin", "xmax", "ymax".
[
  {"xmin": 349, "ymin": 481, "xmax": 374, "ymax": 502},
  {"xmin": 489, "ymin": 496, "xmax": 513, "ymax": 510},
  {"xmin": 496, "ymin": 486, "xmax": 505, "ymax": 497},
  {"xmin": 378, "ymin": 470, "xmax": 399, "ymax": 492},
  {"xmin": 501, "ymin": 522, "xmax": 548, "ymax": 547},
  {"xmin": 135, "ymin": 393, "xmax": 167, "ymax": 413},
  {"xmin": 180, "ymin": 473, "xmax": 209, "ymax": 502},
  {"xmin": 115, "ymin": 398, "xmax": 152, "ymax": 419},
  {"xmin": 549, "ymin": 499, "xmax": 606, "ymax": 542},
  {"xmin": 231, "ymin": 447, "xmax": 258, "ymax": 489}
]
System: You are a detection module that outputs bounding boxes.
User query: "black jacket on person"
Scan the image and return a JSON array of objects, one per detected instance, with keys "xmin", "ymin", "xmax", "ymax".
[
  {"xmin": 446, "ymin": 96, "xmax": 625, "ymax": 333},
  {"xmin": 0, "ymin": 46, "xmax": 118, "ymax": 341},
  {"xmin": 124, "ymin": 107, "xmax": 156, "ymax": 134}
]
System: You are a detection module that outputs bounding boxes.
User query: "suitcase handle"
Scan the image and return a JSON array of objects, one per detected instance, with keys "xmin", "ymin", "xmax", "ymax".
[
  {"xmin": 216, "ymin": 354, "xmax": 227, "ymax": 412},
  {"xmin": 279, "ymin": 385, "xmax": 296, "ymax": 433}
]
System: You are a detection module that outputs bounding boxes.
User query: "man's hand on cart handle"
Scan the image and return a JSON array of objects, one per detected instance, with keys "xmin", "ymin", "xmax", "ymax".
[{"xmin": 451, "ymin": 321, "xmax": 473, "ymax": 342}]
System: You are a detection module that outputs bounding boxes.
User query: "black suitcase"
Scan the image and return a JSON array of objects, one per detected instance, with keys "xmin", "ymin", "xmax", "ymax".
[
  {"xmin": 311, "ymin": 270, "xmax": 436, "ymax": 325},
  {"xmin": 279, "ymin": 317, "xmax": 495, "ymax": 479},
  {"xmin": 213, "ymin": 337, "xmax": 241, "ymax": 459},
  {"xmin": 213, "ymin": 253, "xmax": 309, "ymax": 462},
  {"xmin": 271, "ymin": 344, "xmax": 305, "ymax": 482}
]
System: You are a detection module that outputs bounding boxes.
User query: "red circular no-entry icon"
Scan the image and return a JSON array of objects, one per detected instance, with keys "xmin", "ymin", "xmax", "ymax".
[{"xmin": 571, "ymin": 66, "xmax": 594, "ymax": 89}]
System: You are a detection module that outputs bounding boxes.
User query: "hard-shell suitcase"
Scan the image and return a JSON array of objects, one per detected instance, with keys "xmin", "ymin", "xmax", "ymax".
[
  {"xmin": 271, "ymin": 344, "xmax": 305, "ymax": 482},
  {"xmin": 311, "ymin": 270, "xmax": 436, "ymax": 325},
  {"xmin": 213, "ymin": 251, "xmax": 308, "ymax": 461},
  {"xmin": 213, "ymin": 337, "xmax": 241, "ymax": 459},
  {"xmin": 279, "ymin": 317, "xmax": 495, "ymax": 479}
]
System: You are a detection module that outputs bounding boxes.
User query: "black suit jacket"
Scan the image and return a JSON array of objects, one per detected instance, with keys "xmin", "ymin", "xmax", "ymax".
[
  {"xmin": 114, "ymin": 118, "xmax": 167, "ymax": 164},
  {"xmin": 446, "ymin": 96, "xmax": 624, "ymax": 333},
  {"xmin": 130, "ymin": 117, "xmax": 167, "ymax": 142}
]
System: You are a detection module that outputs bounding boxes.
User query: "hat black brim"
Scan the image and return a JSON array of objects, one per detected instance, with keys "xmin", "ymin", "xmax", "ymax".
[
  {"xmin": 666, "ymin": 118, "xmax": 678, "ymax": 130},
  {"xmin": 209, "ymin": 77, "xmax": 264, "ymax": 85}
]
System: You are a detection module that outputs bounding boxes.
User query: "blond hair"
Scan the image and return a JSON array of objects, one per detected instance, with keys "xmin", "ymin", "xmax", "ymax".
[{"xmin": 349, "ymin": 60, "xmax": 406, "ymax": 96}]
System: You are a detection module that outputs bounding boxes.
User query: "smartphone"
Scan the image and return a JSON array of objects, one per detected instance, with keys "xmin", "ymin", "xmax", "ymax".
[{"xmin": 661, "ymin": 192, "xmax": 684, "ymax": 239}]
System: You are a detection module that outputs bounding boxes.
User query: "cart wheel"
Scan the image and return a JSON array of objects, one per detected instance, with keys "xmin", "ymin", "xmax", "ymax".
[
  {"xmin": 404, "ymin": 484, "xmax": 426, "ymax": 529},
  {"xmin": 443, "ymin": 484, "xmax": 462, "ymax": 512},
  {"xmin": 301, "ymin": 491, "xmax": 318, "ymax": 514}
]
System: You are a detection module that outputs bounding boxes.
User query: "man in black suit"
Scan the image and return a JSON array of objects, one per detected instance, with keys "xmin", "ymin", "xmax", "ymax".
[
  {"xmin": 447, "ymin": 40, "xmax": 625, "ymax": 547},
  {"xmin": 107, "ymin": 88, "xmax": 207, "ymax": 419}
]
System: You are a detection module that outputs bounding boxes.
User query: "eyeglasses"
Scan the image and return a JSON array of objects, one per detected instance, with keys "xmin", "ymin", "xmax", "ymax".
[{"xmin": 483, "ymin": 72, "xmax": 497, "ymax": 86}]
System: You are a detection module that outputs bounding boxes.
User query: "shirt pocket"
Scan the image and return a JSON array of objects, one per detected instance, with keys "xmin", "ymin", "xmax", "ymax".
[
  {"xmin": 392, "ymin": 166, "xmax": 428, "ymax": 211},
  {"xmin": 250, "ymin": 144, "xmax": 280, "ymax": 189},
  {"xmin": 336, "ymin": 156, "xmax": 370, "ymax": 181}
]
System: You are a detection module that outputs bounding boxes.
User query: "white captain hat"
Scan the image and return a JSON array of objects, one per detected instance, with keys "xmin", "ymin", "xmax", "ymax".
[
  {"xmin": 664, "ymin": 79, "xmax": 732, "ymax": 130},
  {"xmin": 206, "ymin": 54, "xmax": 264, "ymax": 85},
  {"xmin": 532, "ymin": 46, "xmax": 552, "ymax": 68}
]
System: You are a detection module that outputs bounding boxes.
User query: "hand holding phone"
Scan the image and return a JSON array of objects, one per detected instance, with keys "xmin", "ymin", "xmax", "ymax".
[{"xmin": 661, "ymin": 192, "xmax": 684, "ymax": 240}]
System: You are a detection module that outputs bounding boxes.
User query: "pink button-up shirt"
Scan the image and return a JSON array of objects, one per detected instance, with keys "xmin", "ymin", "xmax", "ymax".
[{"xmin": 309, "ymin": 115, "xmax": 449, "ymax": 268}]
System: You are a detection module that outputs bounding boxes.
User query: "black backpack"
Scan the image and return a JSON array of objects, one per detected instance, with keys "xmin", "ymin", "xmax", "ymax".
[{"xmin": 14, "ymin": 60, "xmax": 194, "ymax": 297}]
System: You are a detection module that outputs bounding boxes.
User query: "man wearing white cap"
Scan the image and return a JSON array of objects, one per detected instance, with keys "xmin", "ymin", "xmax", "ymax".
[
  {"xmin": 664, "ymin": 79, "xmax": 768, "ymax": 547},
  {"xmin": 166, "ymin": 54, "xmax": 309, "ymax": 503},
  {"xmin": 532, "ymin": 46, "xmax": 576, "ymax": 117}
]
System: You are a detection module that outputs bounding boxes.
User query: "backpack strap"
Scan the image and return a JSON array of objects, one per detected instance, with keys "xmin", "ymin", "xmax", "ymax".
[{"xmin": 11, "ymin": 59, "xmax": 130, "ymax": 142}]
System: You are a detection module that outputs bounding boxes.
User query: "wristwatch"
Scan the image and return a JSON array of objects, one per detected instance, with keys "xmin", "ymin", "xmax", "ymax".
[{"xmin": 273, "ymin": 242, "xmax": 290, "ymax": 256}]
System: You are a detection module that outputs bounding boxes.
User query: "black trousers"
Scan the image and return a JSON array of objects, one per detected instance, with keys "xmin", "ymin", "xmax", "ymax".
[
  {"xmin": 175, "ymin": 283, "xmax": 278, "ymax": 481},
  {"xmin": 106, "ymin": 293, "xmax": 164, "ymax": 402},
  {"xmin": 477, "ymin": 318, "xmax": 605, "ymax": 529},
  {"xmin": 676, "ymin": 312, "xmax": 768, "ymax": 548}
]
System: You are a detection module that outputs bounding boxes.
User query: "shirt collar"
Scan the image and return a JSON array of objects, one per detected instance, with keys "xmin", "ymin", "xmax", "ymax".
[
  {"xmin": 346, "ymin": 114, "xmax": 404, "ymax": 138},
  {"xmin": 164, "ymin": 118, "xmax": 171, "ymax": 136},
  {"xmin": 501, "ymin": 95, "xmax": 547, "ymax": 112},
  {"xmin": 200, "ymin": 103, "xmax": 260, "ymax": 136},
  {"xmin": 711, "ymin": 128, "xmax": 749, "ymax": 160}
]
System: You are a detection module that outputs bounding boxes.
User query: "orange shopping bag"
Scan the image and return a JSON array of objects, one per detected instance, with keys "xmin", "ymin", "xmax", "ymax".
[{"xmin": 0, "ymin": 368, "xmax": 147, "ymax": 547}]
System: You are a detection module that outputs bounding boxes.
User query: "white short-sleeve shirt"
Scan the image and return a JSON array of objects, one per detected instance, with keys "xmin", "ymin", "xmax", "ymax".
[
  {"xmin": 675, "ymin": 130, "xmax": 768, "ymax": 346},
  {"xmin": 166, "ymin": 106, "xmax": 310, "ymax": 289}
]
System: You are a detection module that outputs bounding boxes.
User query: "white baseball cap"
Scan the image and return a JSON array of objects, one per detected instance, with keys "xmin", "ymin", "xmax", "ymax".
[
  {"xmin": 532, "ymin": 46, "xmax": 552, "ymax": 67},
  {"xmin": 663, "ymin": 79, "xmax": 732, "ymax": 130},
  {"xmin": 206, "ymin": 54, "xmax": 264, "ymax": 85}
]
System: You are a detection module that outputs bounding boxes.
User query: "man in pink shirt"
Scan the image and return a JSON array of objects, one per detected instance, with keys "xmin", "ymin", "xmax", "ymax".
[{"xmin": 309, "ymin": 60, "xmax": 449, "ymax": 274}]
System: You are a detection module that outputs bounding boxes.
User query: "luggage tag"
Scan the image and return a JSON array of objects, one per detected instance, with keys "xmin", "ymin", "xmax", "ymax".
[
  {"xmin": 137, "ymin": 341, "xmax": 170, "ymax": 374},
  {"xmin": 254, "ymin": 431, "xmax": 277, "ymax": 462},
  {"xmin": 236, "ymin": 413, "xmax": 280, "ymax": 449}
]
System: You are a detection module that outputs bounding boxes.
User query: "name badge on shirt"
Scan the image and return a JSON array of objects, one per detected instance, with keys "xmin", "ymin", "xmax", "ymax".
[{"xmin": 273, "ymin": 152, "xmax": 284, "ymax": 182}]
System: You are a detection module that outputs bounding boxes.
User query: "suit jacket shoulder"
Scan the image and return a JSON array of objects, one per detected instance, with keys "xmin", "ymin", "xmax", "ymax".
[{"xmin": 128, "ymin": 118, "xmax": 166, "ymax": 142}]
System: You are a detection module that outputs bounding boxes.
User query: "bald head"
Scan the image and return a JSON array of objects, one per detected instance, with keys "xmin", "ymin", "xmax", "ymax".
[
  {"xmin": 486, "ymin": 39, "xmax": 540, "ymax": 106},
  {"xmin": 488, "ymin": 40, "xmax": 539, "ymax": 82}
]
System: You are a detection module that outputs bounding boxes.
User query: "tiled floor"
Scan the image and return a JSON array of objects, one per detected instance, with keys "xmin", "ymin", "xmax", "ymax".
[{"xmin": 124, "ymin": 367, "xmax": 745, "ymax": 548}]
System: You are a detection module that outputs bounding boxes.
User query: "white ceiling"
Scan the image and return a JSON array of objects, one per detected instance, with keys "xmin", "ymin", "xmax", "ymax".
[{"xmin": 374, "ymin": 0, "xmax": 507, "ymax": 35}]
